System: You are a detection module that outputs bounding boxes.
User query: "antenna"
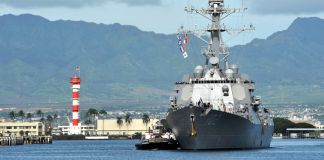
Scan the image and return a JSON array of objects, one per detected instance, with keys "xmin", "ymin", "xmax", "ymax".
[
  {"xmin": 76, "ymin": 66, "xmax": 80, "ymax": 77},
  {"xmin": 181, "ymin": 0, "xmax": 254, "ymax": 70}
]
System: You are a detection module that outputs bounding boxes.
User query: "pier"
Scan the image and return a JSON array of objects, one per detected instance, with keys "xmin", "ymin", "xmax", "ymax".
[
  {"xmin": 286, "ymin": 128, "xmax": 324, "ymax": 139},
  {"xmin": 0, "ymin": 136, "xmax": 52, "ymax": 146}
]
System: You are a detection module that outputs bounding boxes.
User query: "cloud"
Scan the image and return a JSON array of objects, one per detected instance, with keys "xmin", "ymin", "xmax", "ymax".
[
  {"xmin": 249, "ymin": 0, "xmax": 324, "ymax": 14},
  {"xmin": 0, "ymin": 0, "xmax": 162, "ymax": 8}
]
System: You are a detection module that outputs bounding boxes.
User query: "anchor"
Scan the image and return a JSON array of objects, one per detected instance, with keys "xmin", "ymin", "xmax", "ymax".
[{"xmin": 190, "ymin": 114, "xmax": 197, "ymax": 136}]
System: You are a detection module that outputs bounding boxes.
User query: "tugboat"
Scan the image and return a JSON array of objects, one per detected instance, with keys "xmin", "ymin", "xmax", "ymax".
[
  {"xmin": 166, "ymin": 0, "xmax": 274, "ymax": 150},
  {"xmin": 135, "ymin": 120, "xmax": 180, "ymax": 150}
]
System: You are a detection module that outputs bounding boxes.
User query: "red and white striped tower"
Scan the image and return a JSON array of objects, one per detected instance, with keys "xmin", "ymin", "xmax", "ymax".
[{"xmin": 69, "ymin": 67, "xmax": 81, "ymax": 135}]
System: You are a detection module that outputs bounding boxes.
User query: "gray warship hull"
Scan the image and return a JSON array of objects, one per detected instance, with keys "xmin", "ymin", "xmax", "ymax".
[{"xmin": 166, "ymin": 107, "xmax": 273, "ymax": 150}]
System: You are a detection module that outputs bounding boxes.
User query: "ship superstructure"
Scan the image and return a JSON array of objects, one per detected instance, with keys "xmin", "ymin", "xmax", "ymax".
[{"xmin": 166, "ymin": 0, "xmax": 274, "ymax": 150}]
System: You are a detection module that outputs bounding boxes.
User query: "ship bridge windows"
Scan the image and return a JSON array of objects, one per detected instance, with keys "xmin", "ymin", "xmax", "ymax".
[
  {"xmin": 244, "ymin": 80, "xmax": 255, "ymax": 84},
  {"xmin": 175, "ymin": 79, "xmax": 256, "ymax": 85},
  {"xmin": 192, "ymin": 80, "xmax": 237, "ymax": 84},
  {"xmin": 175, "ymin": 82, "xmax": 190, "ymax": 85}
]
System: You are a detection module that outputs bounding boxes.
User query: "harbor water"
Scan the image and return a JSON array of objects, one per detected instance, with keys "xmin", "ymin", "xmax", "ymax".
[{"xmin": 0, "ymin": 139, "xmax": 324, "ymax": 160}]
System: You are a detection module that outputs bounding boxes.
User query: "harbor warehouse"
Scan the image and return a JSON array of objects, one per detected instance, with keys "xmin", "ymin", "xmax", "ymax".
[{"xmin": 97, "ymin": 119, "xmax": 158, "ymax": 135}]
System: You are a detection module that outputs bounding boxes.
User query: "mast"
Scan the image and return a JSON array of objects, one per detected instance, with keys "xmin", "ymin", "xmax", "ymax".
[
  {"xmin": 208, "ymin": 0, "xmax": 225, "ymax": 69},
  {"xmin": 183, "ymin": 0, "xmax": 253, "ymax": 71}
]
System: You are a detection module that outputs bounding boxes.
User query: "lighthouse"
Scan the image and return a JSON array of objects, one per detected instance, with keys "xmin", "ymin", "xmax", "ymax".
[{"xmin": 69, "ymin": 67, "xmax": 81, "ymax": 135}]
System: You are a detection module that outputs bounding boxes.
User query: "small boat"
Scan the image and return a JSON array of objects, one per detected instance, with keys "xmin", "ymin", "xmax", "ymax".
[
  {"xmin": 135, "ymin": 138, "xmax": 179, "ymax": 150},
  {"xmin": 135, "ymin": 120, "xmax": 180, "ymax": 150}
]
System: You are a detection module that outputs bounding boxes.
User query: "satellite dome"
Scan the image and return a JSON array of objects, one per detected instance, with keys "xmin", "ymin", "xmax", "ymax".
[
  {"xmin": 225, "ymin": 69, "xmax": 234, "ymax": 79},
  {"xmin": 209, "ymin": 57, "xmax": 219, "ymax": 66},
  {"xmin": 193, "ymin": 65, "xmax": 204, "ymax": 78},
  {"xmin": 194, "ymin": 65, "xmax": 204, "ymax": 73},
  {"xmin": 229, "ymin": 64, "xmax": 239, "ymax": 74}
]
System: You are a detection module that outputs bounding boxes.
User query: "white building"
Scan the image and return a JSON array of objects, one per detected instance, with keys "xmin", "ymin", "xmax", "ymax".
[
  {"xmin": 0, "ymin": 121, "xmax": 45, "ymax": 136},
  {"xmin": 57, "ymin": 124, "xmax": 95, "ymax": 135}
]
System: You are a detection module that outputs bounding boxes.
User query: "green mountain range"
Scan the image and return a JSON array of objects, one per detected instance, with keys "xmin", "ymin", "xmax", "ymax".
[
  {"xmin": 230, "ymin": 17, "xmax": 324, "ymax": 104},
  {"xmin": 0, "ymin": 14, "xmax": 323, "ymax": 106}
]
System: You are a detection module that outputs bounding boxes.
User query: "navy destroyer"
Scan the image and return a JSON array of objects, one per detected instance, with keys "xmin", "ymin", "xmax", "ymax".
[{"xmin": 166, "ymin": 0, "xmax": 274, "ymax": 150}]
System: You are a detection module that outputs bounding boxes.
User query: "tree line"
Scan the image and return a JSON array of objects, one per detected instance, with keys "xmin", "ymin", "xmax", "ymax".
[
  {"xmin": 274, "ymin": 117, "xmax": 315, "ymax": 134},
  {"xmin": 8, "ymin": 109, "xmax": 58, "ymax": 124},
  {"xmin": 84, "ymin": 108, "xmax": 150, "ymax": 125},
  {"xmin": 8, "ymin": 108, "xmax": 152, "ymax": 132},
  {"xmin": 84, "ymin": 108, "xmax": 151, "ymax": 134},
  {"xmin": 115, "ymin": 112, "xmax": 151, "ymax": 134}
]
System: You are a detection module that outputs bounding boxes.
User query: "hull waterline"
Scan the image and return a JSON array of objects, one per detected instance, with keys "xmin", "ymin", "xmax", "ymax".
[{"xmin": 166, "ymin": 107, "xmax": 273, "ymax": 150}]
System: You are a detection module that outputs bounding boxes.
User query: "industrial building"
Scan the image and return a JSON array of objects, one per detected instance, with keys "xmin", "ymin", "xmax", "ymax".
[
  {"xmin": 96, "ymin": 119, "xmax": 159, "ymax": 135},
  {"xmin": 286, "ymin": 128, "xmax": 324, "ymax": 138}
]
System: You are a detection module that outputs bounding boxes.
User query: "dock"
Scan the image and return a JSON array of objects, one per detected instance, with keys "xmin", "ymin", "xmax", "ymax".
[
  {"xmin": 286, "ymin": 128, "xmax": 324, "ymax": 139},
  {"xmin": 85, "ymin": 136, "xmax": 109, "ymax": 140},
  {"xmin": 0, "ymin": 136, "xmax": 52, "ymax": 146}
]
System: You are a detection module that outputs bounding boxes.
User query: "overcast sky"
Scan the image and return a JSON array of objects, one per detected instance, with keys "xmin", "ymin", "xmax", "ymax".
[{"xmin": 0, "ymin": 0, "xmax": 324, "ymax": 46}]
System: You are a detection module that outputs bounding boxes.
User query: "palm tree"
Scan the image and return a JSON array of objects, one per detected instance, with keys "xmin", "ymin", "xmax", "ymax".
[
  {"xmin": 36, "ymin": 110, "xmax": 45, "ymax": 123},
  {"xmin": 40, "ymin": 117, "xmax": 45, "ymax": 123},
  {"xmin": 86, "ymin": 108, "xmax": 98, "ymax": 116},
  {"xmin": 9, "ymin": 111, "xmax": 16, "ymax": 120},
  {"xmin": 36, "ymin": 110, "xmax": 43, "ymax": 118},
  {"xmin": 86, "ymin": 108, "xmax": 98, "ymax": 124},
  {"xmin": 125, "ymin": 113, "xmax": 132, "ymax": 135},
  {"xmin": 47, "ymin": 115, "xmax": 54, "ymax": 123},
  {"xmin": 116, "ymin": 116, "xmax": 123, "ymax": 135},
  {"xmin": 53, "ymin": 113, "xmax": 58, "ymax": 127},
  {"xmin": 99, "ymin": 109, "xmax": 107, "ymax": 118},
  {"xmin": 53, "ymin": 113, "xmax": 58, "ymax": 119},
  {"xmin": 99, "ymin": 109, "xmax": 107, "ymax": 135},
  {"xmin": 142, "ymin": 114, "xmax": 150, "ymax": 131},
  {"xmin": 26, "ymin": 113, "xmax": 33, "ymax": 122},
  {"xmin": 18, "ymin": 110, "xmax": 25, "ymax": 121}
]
